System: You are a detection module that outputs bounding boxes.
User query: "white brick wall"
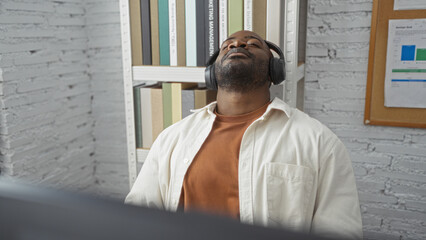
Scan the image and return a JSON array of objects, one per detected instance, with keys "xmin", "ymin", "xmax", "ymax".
[
  {"xmin": 86, "ymin": 0, "xmax": 129, "ymax": 199},
  {"xmin": 0, "ymin": 0, "xmax": 128, "ymax": 198},
  {"xmin": 0, "ymin": 0, "xmax": 95, "ymax": 192},
  {"xmin": 306, "ymin": 1, "xmax": 426, "ymax": 239}
]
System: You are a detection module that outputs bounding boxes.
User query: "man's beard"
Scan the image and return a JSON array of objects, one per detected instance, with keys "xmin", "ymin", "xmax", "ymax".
[{"xmin": 214, "ymin": 54, "xmax": 269, "ymax": 93}]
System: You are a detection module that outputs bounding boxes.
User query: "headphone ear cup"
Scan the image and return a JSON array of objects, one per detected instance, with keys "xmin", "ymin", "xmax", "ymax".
[
  {"xmin": 205, "ymin": 64, "xmax": 218, "ymax": 90},
  {"xmin": 269, "ymin": 57, "xmax": 285, "ymax": 85}
]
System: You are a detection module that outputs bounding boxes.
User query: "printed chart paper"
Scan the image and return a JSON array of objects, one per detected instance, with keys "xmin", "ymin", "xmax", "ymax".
[
  {"xmin": 384, "ymin": 19, "xmax": 426, "ymax": 108},
  {"xmin": 394, "ymin": 0, "xmax": 426, "ymax": 10}
]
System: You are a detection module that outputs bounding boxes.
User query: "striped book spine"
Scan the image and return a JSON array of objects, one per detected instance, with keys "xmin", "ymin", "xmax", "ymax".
[
  {"xmin": 205, "ymin": 0, "xmax": 219, "ymax": 64},
  {"xmin": 243, "ymin": 0, "xmax": 252, "ymax": 31},
  {"xmin": 169, "ymin": 0, "xmax": 177, "ymax": 66},
  {"xmin": 218, "ymin": 0, "xmax": 228, "ymax": 44}
]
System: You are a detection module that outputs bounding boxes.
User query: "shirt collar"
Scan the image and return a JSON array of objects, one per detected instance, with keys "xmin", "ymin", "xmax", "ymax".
[{"xmin": 191, "ymin": 97, "xmax": 293, "ymax": 119}]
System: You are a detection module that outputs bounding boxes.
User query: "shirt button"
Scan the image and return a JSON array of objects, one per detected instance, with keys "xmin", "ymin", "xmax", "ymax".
[{"xmin": 184, "ymin": 158, "xmax": 190, "ymax": 164}]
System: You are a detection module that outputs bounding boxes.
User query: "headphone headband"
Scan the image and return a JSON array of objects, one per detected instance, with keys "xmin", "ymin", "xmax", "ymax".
[
  {"xmin": 264, "ymin": 40, "xmax": 284, "ymax": 62},
  {"xmin": 204, "ymin": 39, "xmax": 286, "ymax": 90}
]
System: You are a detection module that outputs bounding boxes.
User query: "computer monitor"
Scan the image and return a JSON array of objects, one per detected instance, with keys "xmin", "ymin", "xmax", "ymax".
[{"xmin": 0, "ymin": 179, "xmax": 329, "ymax": 240}]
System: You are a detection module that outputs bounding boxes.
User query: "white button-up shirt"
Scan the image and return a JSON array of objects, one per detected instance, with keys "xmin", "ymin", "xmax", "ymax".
[{"xmin": 125, "ymin": 97, "xmax": 363, "ymax": 239}]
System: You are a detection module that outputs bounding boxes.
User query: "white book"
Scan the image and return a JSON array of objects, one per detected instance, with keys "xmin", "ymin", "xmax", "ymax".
[
  {"xmin": 185, "ymin": 0, "xmax": 197, "ymax": 66},
  {"xmin": 140, "ymin": 87, "xmax": 153, "ymax": 148},
  {"xmin": 244, "ymin": 0, "xmax": 252, "ymax": 31},
  {"xmin": 169, "ymin": 0, "xmax": 177, "ymax": 66},
  {"xmin": 266, "ymin": 0, "xmax": 281, "ymax": 47},
  {"xmin": 219, "ymin": 0, "xmax": 228, "ymax": 45}
]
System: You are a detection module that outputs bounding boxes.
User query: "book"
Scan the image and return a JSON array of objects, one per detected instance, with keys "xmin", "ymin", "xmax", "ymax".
[
  {"xmin": 141, "ymin": 0, "xmax": 152, "ymax": 65},
  {"xmin": 205, "ymin": 0, "xmax": 219, "ymax": 64},
  {"xmin": 172, "ymin": 83, "xmax": 198, "ymax": 123},
  {"xmin": 133, "ymin": 83, "xmax": 145, "ymax": 148},
  {"xmin": 185, "ymin": 0, "xmax": 197, "ymax": 66},
  {"xmin": 151, "ymin": 85, "xmax": 164, "ymax": 142},
  {"xmin": 158, "ymin": 0, "xmax": 170, "ymax": 65},
  {"xmin": 150, "ymin": 0, "xmax": 160, "ymax": 65},
  {"xmin": 218, "ymin": 0, "xmax": 228, "ymax": 44},
  {"xmin": 196, "ymin": 0, "xmax": 205, "ymax": 66},
  {"xmin": 130, "ymin": 0, "xmax": 143, "ymax": 66},
  {"xmin": 140, "ymin": 86, "xmax": 153, "ymax": 148},
  {"xmin": 169, "ymin": 0, "xmax": 177, "ymax": 66},
  {"xmin": 243, "ymin": 0, "xmax": 252, "ymax": 31},
  {"xmin": 162, "ymin": 82, "xmax": 173, "ymax": 128},
  {"xmin": 194, "ymin": 88, "xmax": 217, "ymax": 109},
  {"xmin": 252, "ymin": 0, "xmax": 267, "ymax": 39},
  {"xmin": 227, "ymin": 0, "xmax": 243, "ymax": 36},
  {"xmin": 163, "ymin": 82, "xmax": 198, "ymax": 128},
  {"xmin": 182, "ymin": 88, "xmax": 195, "ymax": 119},
  {"xmin": 266, "ymin": 0, "xmax": 281, "ymax": 46},
  {"xmin": 176, "ymin": 0, "xmax": 186, "ymax": 66}
]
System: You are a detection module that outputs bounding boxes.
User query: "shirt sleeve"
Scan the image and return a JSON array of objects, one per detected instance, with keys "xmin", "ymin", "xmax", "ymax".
[
  {"xmin": 311, "ymin": 137, "xmax": 363, "ymax": 239},
  {"xmin": 124, "ymin": 134, "xmax": 165, "ymax": 209}
]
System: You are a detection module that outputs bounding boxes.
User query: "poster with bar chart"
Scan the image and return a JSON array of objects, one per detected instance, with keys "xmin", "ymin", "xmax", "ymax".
[{"xmin": 384, "ymin": 19, "xmax": 426, "ymax": 108}]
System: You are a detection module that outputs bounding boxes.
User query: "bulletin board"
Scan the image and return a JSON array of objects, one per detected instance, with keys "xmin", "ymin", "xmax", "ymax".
[{"xmin": 364, "ymin": 0, "xmax": 426, "ymax": 128}]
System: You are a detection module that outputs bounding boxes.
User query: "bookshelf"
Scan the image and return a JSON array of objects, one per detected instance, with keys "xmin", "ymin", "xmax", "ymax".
[{"xmin": 119, "ymin": 0, "xmax": 307, "ymax": 188}]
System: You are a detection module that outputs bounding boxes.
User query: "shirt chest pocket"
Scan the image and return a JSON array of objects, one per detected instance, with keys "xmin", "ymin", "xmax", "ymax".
[{"xmin": 266, "ymin": 162, "xmax": 315, "ymax": 230}]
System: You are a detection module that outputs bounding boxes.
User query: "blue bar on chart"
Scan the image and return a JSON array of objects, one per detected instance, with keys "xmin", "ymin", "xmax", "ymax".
[{"xmin": 401, "ymin": 45, "xmax": 416, "ymax": 61}]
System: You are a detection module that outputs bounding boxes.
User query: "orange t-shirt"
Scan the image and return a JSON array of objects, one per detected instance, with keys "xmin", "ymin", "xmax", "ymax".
[{"xmin": 179, "ymin": 101, "xmax": 270, "ymax": 220}]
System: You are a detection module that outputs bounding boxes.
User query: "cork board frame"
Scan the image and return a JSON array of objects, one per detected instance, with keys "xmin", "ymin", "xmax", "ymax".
[{"xmin": 364, "ymin": 0, "xmax": 426, "ymax": 128}]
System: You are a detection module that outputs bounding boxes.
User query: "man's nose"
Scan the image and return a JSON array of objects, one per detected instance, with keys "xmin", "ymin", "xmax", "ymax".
[{"xmin": 228, "ymin": 40, "xmax": 247, "ymax": 49}]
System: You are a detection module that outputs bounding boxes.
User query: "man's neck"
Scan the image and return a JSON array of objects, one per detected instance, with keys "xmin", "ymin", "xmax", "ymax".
[{"xmin": 215, "ymin": 84, "xmax": 270, "ymax": 116}]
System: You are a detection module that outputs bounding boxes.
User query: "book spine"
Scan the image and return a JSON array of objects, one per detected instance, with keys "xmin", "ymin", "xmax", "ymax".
[
  {"xmin": 158, "ymin": 0, "xmax": 170, "ymax": 65},
  {"xmin": 205, "ymin": 0, "xmax": 219, "ymax": 64},
  {"xmin": 130, "ymin": 0, "xmax": 143, "ymax": 66},
  {"xmin": 150, "ymin": 0, "xmax": 160, "ymax": 65},
  {"xmin": 243, "ymin": 0, "xmax": 252, "ymax": 31},
  {"xmin": 196, "ymin": 0, "xmax": 205, "ymax": 66},
  {"xmin": 252, "ymin": 0, "xmax": 266, "ymax": 39},
  {"xmin": 162, "ymin": 82, "xmax": 172, "ymax": 128},
  {"xmin": 141, "ymin": 87, "xmax": 153, "ymax": 148},
  {"xmin": 185, "ymin": 0, "xmax": 197, "ymax": 66},
  {"xmin": 133, "ymin": 85, "xmax": 143, "ymax": 148},
  {"xmin": 169, "ymin": 0, "xmax": 177, "ymax": 66},
  {"xmin": 181, "ymin": 89, "xmax": 195, "ymax": 119},
  {"xmin": 176, "ymin": 0, "xmax": 186, "ymax": 66},
  {"xmin": 194, "ymin": 89, "xmax": 205, "ymax": 109},
  {"xmin": 218, "ymin": 0, "xmax": 228, "ymax": 44},
  {"xmin": 151, "ymin": 87, "xmax": 164, "ymax": 142},
  {"xmin": 171, "ymin": 83, "xmax": 181, "ymax": 123},
  {"xmin": 141, "ymin": 0, "xmax": 152, "ymax": 65},
  {"xmin": 227, "ymin": 0, "xmax": 243, "ymax": 35},
  {"xmin": 266, "ymin": 0, "xmax": 281, "ymax": 46}
]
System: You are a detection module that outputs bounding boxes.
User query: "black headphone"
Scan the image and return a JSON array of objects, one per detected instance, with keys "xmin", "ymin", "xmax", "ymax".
[{"xmin": 204, "ymin": 40, "xmax": 286, "ymax": 90}]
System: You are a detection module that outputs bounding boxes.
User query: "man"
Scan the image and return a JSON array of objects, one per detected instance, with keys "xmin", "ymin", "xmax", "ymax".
[{"xmin": 125, "ymin": 31, "xmax": 362, "ymax": 239}]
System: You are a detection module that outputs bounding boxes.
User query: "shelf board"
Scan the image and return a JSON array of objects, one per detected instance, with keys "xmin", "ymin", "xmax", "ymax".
[{"xmin": 133, "ymin": 66, "xmax": 205, "ymax": 83}]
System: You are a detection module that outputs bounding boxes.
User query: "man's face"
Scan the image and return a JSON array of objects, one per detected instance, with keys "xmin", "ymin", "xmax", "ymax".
[{"xmin": 214, "ymin": 31, "xmax": 272, "ymax": 92}]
